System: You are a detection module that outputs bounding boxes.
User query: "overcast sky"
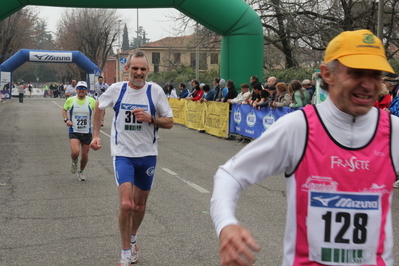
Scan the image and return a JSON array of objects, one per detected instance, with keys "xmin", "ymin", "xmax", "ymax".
[{"xmin": 31, "ymin": 6, "xmax": 191, "ymax": 43}]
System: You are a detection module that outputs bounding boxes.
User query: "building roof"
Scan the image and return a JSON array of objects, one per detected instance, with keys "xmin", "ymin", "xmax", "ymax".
[{"xmin": 140, "ymin": 34, "xmax": 221, "ymax": 49}]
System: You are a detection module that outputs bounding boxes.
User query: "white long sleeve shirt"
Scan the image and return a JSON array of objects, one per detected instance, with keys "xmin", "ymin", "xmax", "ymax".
[{"xmin": 211, "ymin": 96, "xmax": 399, "ymax": 236}]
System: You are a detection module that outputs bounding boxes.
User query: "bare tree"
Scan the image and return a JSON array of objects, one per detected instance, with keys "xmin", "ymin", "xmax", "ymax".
[
  {"xmin": 55, "ymin": 8, "xmax": 119, "ymax": 78},
  {"xmin": 0, "ymin": 7, "xmax": 39, "ymax": 65}
]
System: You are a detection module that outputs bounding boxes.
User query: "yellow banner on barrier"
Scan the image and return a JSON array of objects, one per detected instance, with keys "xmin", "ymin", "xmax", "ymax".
[
  {"xmin": 185, "ymin": 100, "xmax": 205, "ymax": 130},
  {"xmin": 168, "ymin": 98, "xmax": 229, "ymax": 138},
  {"xmin": 203, "ymin": 101, "xmax": 229, "ymax": 138},
  {"xmin": 168, "ymin": 98, "xmax": 186, "ymax": 125}
]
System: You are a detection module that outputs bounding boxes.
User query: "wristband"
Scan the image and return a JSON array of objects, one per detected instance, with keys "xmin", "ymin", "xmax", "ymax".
[{"xmin": 64, "ymin": 118, "xmax": 68, "ymax": 123}]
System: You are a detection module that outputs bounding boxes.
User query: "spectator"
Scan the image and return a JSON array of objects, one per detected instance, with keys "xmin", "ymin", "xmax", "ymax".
[
  {"xmin": 222, "ymin": 80, "xmax": 238, "ymax": 103},
  {"xmin": 383, "ymin": 73, "xmax": 399, "ymax": 99},
  {"xmin": 17, "ymin": 82, "xmax": 25, "ymax": 103},
  {"xmin": 245, "ymin": 82, "xmax": 262, "ymax": 106},
  {"xmin": 43, "ymin": 83, "xmax": 49, "ymax": 98},
  {"xmin": 228, "ymin": 83, "xmax": 251, "ymax": 104},
  {"xmin": 27, "ymin": 82, "xmax": 33, "ymax": 98},
  {"xmin": 265, "ymin": 76, "xmax": 277, "ymax": 91},
  {"xmin": 269, "ymin": 82, "xmax": 291, "ymax": 109},
  {"xmin": 201, "ymin": 84, "xmax": 216, "ymax": 102},
  {"xmin": 188, "ymin": 79, "xmax": 200, "ymax": 99},
  {"xmin": 243, "ymin": 76, "xmax": 261, "ymax": 104},
  {"xmin": 215, "ymin": 79, "xmax": 226, "ymax": 101},
  {"xmin": 252, "ymin": 82, "xmax": 270, "ymax": 108},
  {"xmin": 213, "ymin": 77, "xmax": 221, "ymax": 101},
  {"xmin": 302, "ymin": 79, "xmax": 314, "ymax": 98},
  {"xmin": 386, "ymin": 73, "xmax": 399, "ymax": 116},
  {"xmin": 289, "ymin": 80, "xmax": 310, "ymax": 108},
  {"xmin": 167, "ymin": 84, "xmax": 177, "ymax": 98},
  {"xmin": 374, "ymin": 83, "xmax": 391, "ymax": 109},
  {"xmin": 58, "ymin": 83, "xmax": 65, "ymax": 99},
  {"xmin": 52, "ymin": 82, "xmax": 59, "ymax": 98},
  {"xmin": 249, "ymin": 75, "xmax": 260, "ymax": 87},
  {"xmin": 190, "ymin": 83, "xmax": 205, "ymax": 101},
  {"xmin": 177, "ymin": 83, "xmax": 189, "ymax": 99},
  {"xmin": 95, "ymin": 76, "xmax": 109, "ymax": 99}
]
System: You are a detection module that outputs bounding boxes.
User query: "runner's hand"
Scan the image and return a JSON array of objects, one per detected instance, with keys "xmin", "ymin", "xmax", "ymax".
[
  {"xmin": 90, "ymin": 137, "xmax": 102, "ymax": 150},
  {"xmin": 132, "ymin": 108, "xmax": 151, "ymax": 123},
  {"xmin": 219, "ymin": 224, "xmax": 260, "ymax": 266}
]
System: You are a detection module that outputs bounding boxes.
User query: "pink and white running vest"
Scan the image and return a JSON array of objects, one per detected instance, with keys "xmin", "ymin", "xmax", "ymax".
[{"xmin": 288, "ymin": 106, "xmax": 395, "ymax": 266}]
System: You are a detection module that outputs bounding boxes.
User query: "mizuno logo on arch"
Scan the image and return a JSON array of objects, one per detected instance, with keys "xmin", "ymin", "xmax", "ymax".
[{"xmin": 29, "ymin": 52, "xmax": 72, "ymax": 62}]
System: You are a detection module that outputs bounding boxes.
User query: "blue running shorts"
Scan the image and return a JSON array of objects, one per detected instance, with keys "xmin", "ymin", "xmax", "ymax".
[{"xmin": 113, "ymin": 156, "xmax": 157, "ymax": 190}]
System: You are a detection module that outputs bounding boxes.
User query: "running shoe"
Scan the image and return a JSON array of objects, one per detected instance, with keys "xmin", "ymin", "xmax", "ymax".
[
  {"xmin": 131, "ymin": 242, "xmax": 139, "ymax": 264},
  {"xmin": 393, "ymin": 179, "xmax": 399, "ymax": 188},
  {"xmin": 118, "ymin": 257, "xmax": 131, "ymax": 266},
  {"xmin": 78, "ymin": 171, "xmax": 86, "ymax": 181},
  {"xmin": 71, "ymin": 161, "xmax": 77, "ymax": 174}
]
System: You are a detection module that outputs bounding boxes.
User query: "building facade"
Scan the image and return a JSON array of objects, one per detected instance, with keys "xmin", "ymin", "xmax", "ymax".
[{"xmin": 102, "ymin": 35, "xmax": 221, "ymax": 84}]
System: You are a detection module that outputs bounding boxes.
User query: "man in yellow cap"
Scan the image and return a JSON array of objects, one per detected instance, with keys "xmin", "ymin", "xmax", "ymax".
[{"xmin": 210, "ymin": 29, "xmax": 399, "ymax": 265}]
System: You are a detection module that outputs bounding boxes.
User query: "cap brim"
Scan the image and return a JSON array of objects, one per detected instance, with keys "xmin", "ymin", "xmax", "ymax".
[{"xmin": 338, "ymin": 55, "xmax": 394, "ymax": 73}]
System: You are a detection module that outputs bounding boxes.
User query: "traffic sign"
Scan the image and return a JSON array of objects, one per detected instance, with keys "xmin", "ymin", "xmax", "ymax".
[
  {"xmin": 94, "ymin": 69, "xmax": 101, "ymax": 76},
  {"xmin": 119, "ymin": 57, "xmax": 127, "ymax": 64}
]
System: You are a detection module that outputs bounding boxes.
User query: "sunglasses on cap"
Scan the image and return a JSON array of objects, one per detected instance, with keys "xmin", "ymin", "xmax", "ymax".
[{"xmin": 77, "ymin": 86, "xmax": 87, "ymax": 90}]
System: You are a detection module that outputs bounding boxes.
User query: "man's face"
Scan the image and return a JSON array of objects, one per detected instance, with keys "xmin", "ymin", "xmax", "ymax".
[
  {"xmin": 125, "ymin": 57, "xmax": 149, "ymax": 88},
  {"xmin": 302, "ymin": 83, "xmax": 311, "ymax": 88},
  {"xmin": 98, "ymin": 77, "xmax": 104, "ymax": 83},
  {"xmin": 76, "ymin": 87, "xmax": 87, "ymax": 99},
  {"xmin": 71, "ymin": 80, "xmax": 77, "ymax": 87},
  {"xmin": 321, "ymin": 62, "xmax": 382, "ymax": 116},
  {"xmin": 383, "ymin": 80, "xmax": 393, "ymax": 91},
  {"xmin": 267, "ymin": 78, "xmax": 275, "ymax": 87}
]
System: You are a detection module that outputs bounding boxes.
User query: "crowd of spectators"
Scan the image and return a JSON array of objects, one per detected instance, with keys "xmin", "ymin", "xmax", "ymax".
[{"xmin": 165, "ymin": 74, "xmax": 317, "ymax": 110}]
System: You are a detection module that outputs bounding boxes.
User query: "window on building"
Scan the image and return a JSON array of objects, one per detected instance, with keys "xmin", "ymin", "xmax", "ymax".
[
  {"xmin": 210, "ymin": 53, "xmax": 219, "ymax": 65},
  {"xmin": 190, "ymin": 53, "xmax": 196, "ymax": 68},
  {"xmin": 173, "ymin": 53, "xmax": 181, "ymax": 64},
  {"xmin": 152, "ymin": 52, "xmax": 160, "ymax": 73},
  {"xmin": 190, "ymin": 53, "xmax": 208, "ymax": 70},
  {"xmin": 199, "ymin": 53, "xmax": 207, "ymax": 70}
]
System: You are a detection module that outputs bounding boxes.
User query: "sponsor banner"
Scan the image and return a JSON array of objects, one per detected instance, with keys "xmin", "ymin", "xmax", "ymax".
[
  {"xmin": 168, "ymin": 99, "xmax": 229, "ymax": 138},
  {"xmin": 185, "ymin": 100, "xmax": 205, "ymax": 130},
  {"xmin": 168, "ymin": 98, "xmax": 186, "ymax": 125},
  {"xmin": 230, "ymin": 104, "xmax": 296, "ymax": 138},
  {"xmin": 1, "ymin": 72, "xmax": 11, "ymax": 99},
  {"xmin": 203, "ymin": 101, "xmax": 230, "ymax": 138},
  {"xmin": 29, "ymin": 51, "xmax": 73, "ymax": 62}
]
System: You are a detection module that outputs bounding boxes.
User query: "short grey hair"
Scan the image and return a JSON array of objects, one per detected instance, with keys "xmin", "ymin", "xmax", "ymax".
[
  {"xmin": 320, "ymin": 60, "xmax": 339, "ymax": 91},
  {"xmin": 126, "ymin": 49, "xmax": 148, "ymax": 68}
]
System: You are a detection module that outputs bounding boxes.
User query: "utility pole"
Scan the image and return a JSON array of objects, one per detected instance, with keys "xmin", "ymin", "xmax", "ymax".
[{"xmin": 195, "ymin": 23, "xmax": 199, "ymax": 81}]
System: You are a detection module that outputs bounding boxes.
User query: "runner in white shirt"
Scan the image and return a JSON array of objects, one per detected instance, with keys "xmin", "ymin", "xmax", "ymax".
[
  {"xmin": 94, "ymin": 76, "xmax": 110, "ymax": 126},
  {"xmin": 64, "ymin": 80, "xmax": 77, "ymax": 98},
  {"xmin": 90, "ymin": 50, "xmax": 173, "ymax": 266},
  {"xmin": 211, "ymin": 29, "xmax": 399, "ymax": 266}
]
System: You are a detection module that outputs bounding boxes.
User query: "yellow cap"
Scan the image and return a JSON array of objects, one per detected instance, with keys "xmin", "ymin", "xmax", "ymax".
[{"xmin": 324, "ymin": 29, "xmax": 394, "ymax": 73}]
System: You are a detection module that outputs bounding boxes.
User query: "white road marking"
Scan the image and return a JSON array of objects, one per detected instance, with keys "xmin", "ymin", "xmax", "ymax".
[{"xmin": 161, "ymin": 168, "xmax": 210, "ymax": 194}]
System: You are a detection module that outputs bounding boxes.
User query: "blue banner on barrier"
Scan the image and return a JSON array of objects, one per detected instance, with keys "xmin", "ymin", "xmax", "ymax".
[{"xmin": 230, "ymin": 104, "xmax": 299, "ymax": 138}]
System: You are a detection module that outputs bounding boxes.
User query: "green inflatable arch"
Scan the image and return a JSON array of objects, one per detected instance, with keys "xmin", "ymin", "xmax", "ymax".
[{"xmin": 1, "ymin": 0, "xmax": 263, "ymax": 86}]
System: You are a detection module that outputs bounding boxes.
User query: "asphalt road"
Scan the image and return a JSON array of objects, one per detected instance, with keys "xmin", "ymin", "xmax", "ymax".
[{"xmin": 1, "ymin": 97, "xmax": 399, "ymax": 266}]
